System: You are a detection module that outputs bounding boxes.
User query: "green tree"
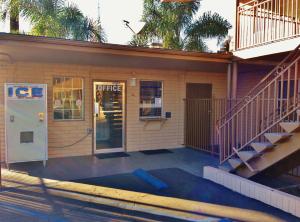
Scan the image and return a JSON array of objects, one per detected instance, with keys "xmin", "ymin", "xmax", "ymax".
[
  {"xmin": 132, "ymin": 0, "xmax": 231, "ymax": 51},
  {"xmin": 0, "ymin": 0, "xmax": 20, "ymax": 33},
  {"xmin": 0, "ymin": 0, "xmax": 106, "ymax": 42}
]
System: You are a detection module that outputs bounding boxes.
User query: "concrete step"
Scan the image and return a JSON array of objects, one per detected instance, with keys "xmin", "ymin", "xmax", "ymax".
[
  {"xmin": 228, "ymin": 158, "xmax": 243, "ymax": 169},
  {"xmin": 280, "ymin": 122, "xmax": 300, "ymax": 133},
  {"xmin": 251, "ymin": 142, "xmax": 274, "ymax": 153},
  {"xmin": 237, "ymin": 151, "xmax": 258, "ymax": 162},
  {"xmin": 264, "ymin": 132, "xmax": 292, "ymax": 144}
]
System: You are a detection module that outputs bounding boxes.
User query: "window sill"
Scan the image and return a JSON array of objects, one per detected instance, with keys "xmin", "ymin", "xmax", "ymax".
[
  {"xmin": 139, "ymin": 117, "xmax": 168, "ymax": 121},
  {"xmin": 53, "ymin": 119, "xmax": 85, "ymax": 122}
]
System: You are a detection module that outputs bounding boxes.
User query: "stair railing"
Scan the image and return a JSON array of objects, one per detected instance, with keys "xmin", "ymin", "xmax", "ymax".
[
  {"xmin": 218, "ymin": 44, "xmax": 300, "ymax": 129},
  {"xmin": 218, "ymin": 48, "xmax": 300, "ymax": 164}
]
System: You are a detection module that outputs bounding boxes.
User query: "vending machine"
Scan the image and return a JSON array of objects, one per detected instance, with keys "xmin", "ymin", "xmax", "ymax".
[{"xmin": 5, "ymin": 83, "xmax": 48, "ymax": 166}]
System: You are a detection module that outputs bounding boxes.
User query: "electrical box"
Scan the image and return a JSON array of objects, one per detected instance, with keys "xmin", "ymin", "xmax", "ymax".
[
  {"xmin": 5, "ymin": 83, "xmax": 48, "ymax": 165},
  {"xmin": 165, "ymin": 112, "xmax": 172, "ymax": 119}
]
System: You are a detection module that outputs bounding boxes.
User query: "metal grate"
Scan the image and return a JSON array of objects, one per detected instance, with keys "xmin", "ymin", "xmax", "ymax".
[{"xmin": 184, "ymin": 98, "xmax": 234, "ymax": 155}]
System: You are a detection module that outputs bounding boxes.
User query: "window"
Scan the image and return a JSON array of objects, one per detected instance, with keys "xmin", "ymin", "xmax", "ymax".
[
  {"xmin": 53, "ymin": 77, "xmax": 84, "ymax": 120},
  {"xmin": 140, "ymin": 80, "xmax": 163, "ymax": 117}
]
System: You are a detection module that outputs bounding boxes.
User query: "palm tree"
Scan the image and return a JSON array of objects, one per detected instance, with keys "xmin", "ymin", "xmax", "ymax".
[
  {"xmin": 129, "ymin": 34, "xmax": 148, "ymax": 47},
  {"xmin": 132, "ymin": 0, "xmax": 231, "ymax": 51},
  {"xmin": 0, "ymin": 0, "xmax": 20, "ymax": 33},
  {"xmin": 0, "ymin": 0, "xmax": 106, "ymax": 42}
]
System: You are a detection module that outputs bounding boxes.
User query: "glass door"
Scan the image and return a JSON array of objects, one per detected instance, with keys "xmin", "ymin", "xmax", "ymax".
[{"xmin": 93, "ymin": 81, "xmax": 125, "ymax": 153}]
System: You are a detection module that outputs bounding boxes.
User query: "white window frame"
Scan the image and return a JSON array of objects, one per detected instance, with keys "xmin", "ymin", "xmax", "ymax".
[{"xmin": 53, "ymin": 76, "xmax": 85, "ymax": 121}]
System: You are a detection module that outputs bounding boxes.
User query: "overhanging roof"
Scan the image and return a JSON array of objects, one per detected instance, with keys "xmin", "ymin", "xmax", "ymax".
[{"xmin": 0, "ymin": 33, "xmax": 232, "ymax": 73}]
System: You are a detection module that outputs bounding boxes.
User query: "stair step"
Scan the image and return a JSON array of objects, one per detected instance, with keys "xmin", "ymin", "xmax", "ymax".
[
  {"xmin": 237, "ymin": 151, "xmax": 258, "ymax": 162},
  {"xmin": 251, "ymin": 142, "xmax": 274, "ymax": 153},
  {"xmin": 264, "ymin": 132, "xmax": 292, "ymax": 144},
  {"xmin": 228, "ymin": 158, "xmax": 243, "ymax": 169},
  {"xmin": 280, "ymin": 122, "xmax": 300, "ymax": 133},
  {"xmin": 218, "ymin": 165, "xmax": 233, "ymax": 172}
]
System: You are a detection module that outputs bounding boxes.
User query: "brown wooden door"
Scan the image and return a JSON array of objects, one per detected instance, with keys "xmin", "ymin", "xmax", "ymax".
[
  {"xmin": 185, "ymin": 83, "xmax": 213, "ymax": 153},
  {"xmin": 186, "ymin": 83, "xmax": 212, "ymax": 99}
]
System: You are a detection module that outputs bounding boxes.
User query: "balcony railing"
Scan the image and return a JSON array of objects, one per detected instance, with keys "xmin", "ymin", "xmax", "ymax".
[{"xmin": 237, "ymin": 0, "xmax": 300, "ymax": 49}]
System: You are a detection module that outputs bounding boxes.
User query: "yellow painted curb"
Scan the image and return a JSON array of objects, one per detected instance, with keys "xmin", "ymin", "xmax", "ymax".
[
  {"xmin": 2, "ymin": 171, "xmax": 284, "ymax": 222},
  {"xmin": 47, "ymin": 188, "xmax": 219, "ymax": 222}
]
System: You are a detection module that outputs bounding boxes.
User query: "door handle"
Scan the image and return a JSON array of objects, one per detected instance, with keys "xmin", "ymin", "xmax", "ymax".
[
  {"xmin": 38, "ymin": 112, "xmax": 45, "ymax": 122},
  {"xmin": 94, "ymin": 102, "xmax": 99, "ymax": 118}
]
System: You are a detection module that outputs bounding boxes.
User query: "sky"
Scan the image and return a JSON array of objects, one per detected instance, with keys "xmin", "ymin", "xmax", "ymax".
[{"xmin": 0, "ymin": 0, "xmax": 236, "ymax": 51}]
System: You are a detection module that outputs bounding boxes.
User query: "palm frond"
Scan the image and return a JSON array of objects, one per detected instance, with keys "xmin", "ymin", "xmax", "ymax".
[
  {"xmin": 129, "ymin": 34, "xmax": 148, "ymax": 47},
  {"xmin": 184, "ymin": 35, "xmax": 207, "ymax": 52},
  {"xmin": 77, "ymin": 17, "xmax": 106, "ymax": 42},
  {"xmin": 20, "ymin": 0, "xmax": 106, "ymax": 42},
  {"xmin": 139, "ymin": 0, "xmax": 230, "ymax": 51},
  {"xmin": 186, "ymin": 11, "xmax": 232, "ymax": 44}
]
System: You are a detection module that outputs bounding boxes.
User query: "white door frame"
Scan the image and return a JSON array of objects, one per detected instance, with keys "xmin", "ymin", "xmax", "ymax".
[{"xmin": 93, "ymin": 81, "xmax": 126, "ymax": 154}]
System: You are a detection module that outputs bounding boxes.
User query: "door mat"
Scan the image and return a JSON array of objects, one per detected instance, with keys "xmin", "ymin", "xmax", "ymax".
[
  {"xmin": 96, "ymin": 152, "xmax": 130, "ymax": 159},
  {"xmin": 140, "ymin": 149, "xmax": 173, "ymax": 155}
]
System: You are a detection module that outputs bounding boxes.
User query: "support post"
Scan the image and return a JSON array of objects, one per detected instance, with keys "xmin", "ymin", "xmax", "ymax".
[
  {"xmin": 0, "ymin": 156, "xmax": 1, "ymax": 189},
  {"xmin": 232, "ymin": 61, "xmax": 238, "ymax": 100},
  {"xmin": 227, "ymin": 63, "xmax": 232, "ymax": 100}
]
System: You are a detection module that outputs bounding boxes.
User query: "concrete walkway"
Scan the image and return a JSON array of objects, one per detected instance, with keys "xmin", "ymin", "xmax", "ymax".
[
  {"xmin": 0, "ymin": 148, "xmax": 220, "ymax": 222},
  {"xmin": 0, "ymin": 148, "xmax": 299, "ymax": 221},
  {"xmin": 6, "ymin": 148, "xmax": 219, "ymax": 181}
]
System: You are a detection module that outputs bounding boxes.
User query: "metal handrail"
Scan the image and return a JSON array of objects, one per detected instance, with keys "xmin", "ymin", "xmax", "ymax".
[
  {"xmin": 236, "ymin": 0, "xmax": 300, "ymax": 49},
  {"xmin": 219, "ymin": 48, "xmax": 300, "ymax": 163},
  {"xmin": 239, "ymin": 0, "xmax": 260, "ymax": 8},
  {"xmin": 238, "ymin": 0, "xmax": 271, "ymax": 13},
  {"xmin": 221, "ymin": 105, "xmax": 299, "ymax": 163},
  {"xmin": 217, "ymin": 43, "xmax": 300, "ymax": 127},
  {"xmin": 220, "ymin": 56, "xmax": 300, "ymax": 129}
]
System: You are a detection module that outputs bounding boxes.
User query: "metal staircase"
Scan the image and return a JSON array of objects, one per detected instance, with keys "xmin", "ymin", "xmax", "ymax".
[{"xmin": 218, "ymin": 44, "xmax": 300, "ymax": 178}]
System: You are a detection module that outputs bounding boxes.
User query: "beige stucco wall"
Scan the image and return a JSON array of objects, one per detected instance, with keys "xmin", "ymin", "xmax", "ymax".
[{"xmin": 0, "ymin": 61, "xmax": 227, "ymax": 161}]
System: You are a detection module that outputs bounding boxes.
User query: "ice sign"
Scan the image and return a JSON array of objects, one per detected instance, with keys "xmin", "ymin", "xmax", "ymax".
[{"xmin": 7, "ymin": 86, "xmax": 44, "ymax": 99}]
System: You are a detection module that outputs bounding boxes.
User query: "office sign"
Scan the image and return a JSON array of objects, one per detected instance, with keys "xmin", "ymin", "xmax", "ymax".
[{"xmin": 96, "ymin": 84, "xmax": 121, "ymax": 92}]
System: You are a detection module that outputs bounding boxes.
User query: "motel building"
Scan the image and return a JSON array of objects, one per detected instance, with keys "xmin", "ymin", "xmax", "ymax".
[
  {"xmin": 1, "ymin": 0, "xmax": 300, "ymax": 219},
  {"xmin": 0, "ymin": 33, "xmax": 233, "ymax": 164}
]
